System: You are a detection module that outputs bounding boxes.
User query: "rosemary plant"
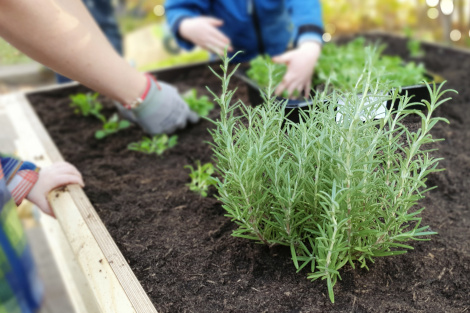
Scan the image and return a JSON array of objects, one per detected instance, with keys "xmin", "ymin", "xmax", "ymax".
[{"xmin": 208, "ymin": 52, "xmax": 455, "ymax": 302}]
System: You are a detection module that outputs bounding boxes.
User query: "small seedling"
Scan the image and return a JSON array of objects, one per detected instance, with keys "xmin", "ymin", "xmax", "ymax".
[
  {"xmin": 404, "ymin": 27, "xmax": 425, "ymax": 58},
  {"xmin": 69, "ymin": 92, "xmax": 106, "ymax": 122},
  {"xmin": 247, "ymin": 55, "xmax": 286, "ymax": 90},
  {"xmin": 247, "ymin": 38, "xmax": 429, "ymax": 95},
  {"xmin": 127, "ymin": 134, "xmax": 178, "ymax": 156},
  {"xmin": 247, "ymin": 55, "xmax": 299, "ymax": 98},
  {"xmin": 407, "ymin": 38, "xmax": 425, "ymax": 58},
  {"xmin": 95, "ymin": 113, "xmax": 131, "ymax": 139},
  {"xmin": 185, "ymin": 161, "xmax": 217, "ymax": 197},
  {"xmin": 183, "ymin": 89, "xmax": 214, "ymax": 117}
]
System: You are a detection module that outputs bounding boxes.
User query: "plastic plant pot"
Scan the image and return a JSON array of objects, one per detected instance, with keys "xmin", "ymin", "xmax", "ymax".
[
  {"xmin": 236, "ymin": 67, "xmax": 440, "ymax": 123},
  {"xmin": 235, "ymin": 68, "xmax": 316, "ymax": 123},
  {"xmin": 386, "ymin": 74, "xmax": 439, "ymax": 111}
]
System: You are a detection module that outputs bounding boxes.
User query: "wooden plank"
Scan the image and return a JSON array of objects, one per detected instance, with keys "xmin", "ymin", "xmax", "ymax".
[
  {"xmin": 26, "ymin": 226, "xmax": 75, "ymax": 313},
  {"xmin": 363, "ymin": 30, "xmax": 470, "ymax": 55},
  {"xmin": 0, "ymin": 92, "xmax": 158, "ymax": 313},
  {"xmin": 1, "ymin": 93, "xmax": 99, "ymax": 313}
]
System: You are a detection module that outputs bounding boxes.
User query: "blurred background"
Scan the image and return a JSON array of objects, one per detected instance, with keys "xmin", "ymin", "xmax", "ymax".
[{"xmin": 1, "ymin": 0, "xmax": 469, "ymax": 93}]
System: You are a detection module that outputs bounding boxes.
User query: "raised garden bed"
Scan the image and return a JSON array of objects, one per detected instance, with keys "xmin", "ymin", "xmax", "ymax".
[{"xmin": 27, "ymin": 34, "xmax": 470, "ymax": 312}]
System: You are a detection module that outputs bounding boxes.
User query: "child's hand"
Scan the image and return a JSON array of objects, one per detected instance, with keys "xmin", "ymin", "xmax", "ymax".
[
  {"xmin": 26, "ymin": 161, "xmax": 84, "ymax": 217},
  {"xmin": 272, "ymin": 41, "xmax": 321, "ymax": 98},
  {"xmin": 179, "ymin": 16, "xmax": 233, "ymax": 55}
]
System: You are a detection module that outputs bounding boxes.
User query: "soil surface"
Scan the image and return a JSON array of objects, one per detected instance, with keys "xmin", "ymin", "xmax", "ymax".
[{"xmin": 29, "ymin": 34, "xmax": 470, "ymax": 313}]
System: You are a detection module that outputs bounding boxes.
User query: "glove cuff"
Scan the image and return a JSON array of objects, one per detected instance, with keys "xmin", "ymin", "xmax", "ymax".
[{"xmin": 124, "ymin": 74, "xmax": 159, "ymax": 109}]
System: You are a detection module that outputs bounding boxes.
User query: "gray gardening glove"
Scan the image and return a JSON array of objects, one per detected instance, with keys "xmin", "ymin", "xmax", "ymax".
[{"xmin": 116, "ymin": 76, "xmax": 199, "ymax": 134}]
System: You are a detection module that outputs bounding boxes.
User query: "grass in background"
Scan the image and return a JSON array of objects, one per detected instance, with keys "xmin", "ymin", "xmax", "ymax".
[{"xmin": 0, "ymin": 39, "xmax": 32, "ymax": 66}]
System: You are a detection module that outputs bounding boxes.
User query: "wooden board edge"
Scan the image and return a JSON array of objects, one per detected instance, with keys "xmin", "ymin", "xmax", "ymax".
[
  {"xmin": 24, "ymin": 81, "xmax": 80, "ymax": 95},
  {"xmin": 362, "ymin": 30, "xmax": 470, "ymax": 55},
  {"xmin": 13, "ymin": 92, "xmax": 158, "ymax": 313}
]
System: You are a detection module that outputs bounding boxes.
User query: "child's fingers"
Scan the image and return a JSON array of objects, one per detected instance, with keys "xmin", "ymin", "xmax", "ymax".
[
  {"xmin": 54, "ymin": 162, "xmax": 81, "ymax": 175},
  {"xmin": 272, "ymin": 51, "xmax": 295, "ymax": 65},
  {"xmin": 36, "ymin": 197, "xmax": 53, "ymax": 216},
  {"xmin": 304, "ymin": 81, "xmax": 312, "ymax": 98},
  {"xmin": 51, "ymin": 173, "xmax": 85, "ymax": 189},
  {"xmin": 275, "ymin": 81, "xmax": 287, "ymax": 96},
  {"xmin": 51, "ymin": 162, "xmax": 83, "ymax": 180},
  {"xmin": 205, "ymin": 17, "xmax": 224, "ymax": 27},
  {"xmin": 207, "ymin": 28, "xmax": 231, "ymax": 46}
]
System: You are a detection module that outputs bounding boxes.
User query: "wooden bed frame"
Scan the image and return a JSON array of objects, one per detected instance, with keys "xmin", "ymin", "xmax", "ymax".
[
  {"xmin": 1, "ymin": 35, "xmax": 467, "ymax": 312},
  {"xmin": 0, "ymin": 85, "xmax": 158, "ymax": 313}
]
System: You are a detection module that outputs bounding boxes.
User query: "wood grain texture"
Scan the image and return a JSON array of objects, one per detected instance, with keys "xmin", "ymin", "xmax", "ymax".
[{"xmin": 0, "ymin": 92, "xmax": 158, "ymax": 313}]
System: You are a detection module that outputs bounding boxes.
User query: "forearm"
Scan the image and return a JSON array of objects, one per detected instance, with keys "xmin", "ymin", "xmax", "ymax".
[
  {"xmin": 165, "ymin": 0, "xmax": 209, "ymax": 50},
  {"xmin": 0, "ymin": 155, "xmax": 39, "ymax": 206},
  {"xmin": 287, "ymin": 0, "xmax": 324, "ymax": 46},
  {"xmin": 0, "ymin": 0, "xmax": 145, "ymax": 105}
]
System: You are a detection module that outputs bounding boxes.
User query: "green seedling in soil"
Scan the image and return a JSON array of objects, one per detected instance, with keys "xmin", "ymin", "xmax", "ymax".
[
  {"xmin": 404, "ymin": 27, "xmax": 425, "ymax": 58},
  {"xmin": 314, "ymin": 37, "xmax": 428, "ymax": 91},
  {"xmin": 127, "ymin": 134, "xmax": 178, "ymax": 156},
  {"xmin": 407, "ymin": 38, "xmax": 425, "ymax": 58},
  {"xmin": 247, "ymin": 38, "xmax": 429, "ymax": 95},
  {"xmin": 247, "ymin": 55, "xmax": 299, "ymax": 99},
  {"xmin": 69, "ymin": 92, "xmax": 106, "ymax": 122},
  {"xmin": 185, "ymin": 161, "xmax": 217, "ymax": 197},
  {"xmin": 183, "ymin": 88, "xmax": 215, "ymax": 117},
  {"xmin": 95, "ymin": 113, "xmax": 131, "ymax": 139},
  {"xmin": 208, "ymin": 50, "xmax": 455, "ymax": 303}
]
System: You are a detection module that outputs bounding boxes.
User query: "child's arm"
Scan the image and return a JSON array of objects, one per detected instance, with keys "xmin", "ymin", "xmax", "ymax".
[
  {"xmin": 272, "ymin": 41, "xmax": 321, "ymax": 98},
  {"xmin": 287, "ymin": 0, "xmax": 324, "ymax": 47},
  {"xmin": 1, "ymin": 156, "xmax": 40, "ymax": 207},
  {"xmin": 179, "ymin": 17, "xmax": 232, "ymax": 55},
  {"xmin": 273, "ymin": 0, "xmax": 324, "ymax": 98},
  {"xmin": 165, "ymin": 0, "xmax": 232, "ymax": 54},
  {"xmin": 1, "ymin": 155, "xmax": 84, "ymax": 217},
  {"xmin": 26, "ymin": 162, "xmax": 84, "ymax": 217}
]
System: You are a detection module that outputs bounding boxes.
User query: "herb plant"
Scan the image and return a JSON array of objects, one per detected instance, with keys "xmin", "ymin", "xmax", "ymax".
[
  {"xmin": 247, "ymin": 55, "xmax": 286, "ymax": 90},
  {"xmin": 183, "ymin": 89, "xmax": 215, "ymax": 117},
  {"xmin": 314, "ymin": 37, "xmax": 428, "ymax": 91},
  {"xmin": 404, "ymin": 27, "xmax": 425, "ymax": 58},
  {"xmin": 246, "ymin": 55, "xmax": 298, "ymax": 98},
  {"xmin": 127, "ymin": 134, "xmax": 178, "ymax": 156},
  {"xmin": 247, "ymin": 38, "xmax": 429, "ymax": 94},
  {"xmin": 209, "ymin": 52, "xmax": 454, "ymax": 302},
  {"xmin": 69, "ymin": 92, "xmax": 106, "ymax": 122},
  {"xmin": 95, "ymin": 113, "xmax": 131, "ymax": 139},
  {"xmin": 185, "ymin": 161, "xmax": 217, "ymax": 197},
  {"xmin": 407, "ymin": 38, "xmax": 425, "ymax": 58}
]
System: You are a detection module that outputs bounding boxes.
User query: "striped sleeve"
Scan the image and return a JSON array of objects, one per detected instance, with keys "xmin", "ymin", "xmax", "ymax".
[{"xmin": 0, "ymin": 156, "xmax": 39, "ymax": 206}]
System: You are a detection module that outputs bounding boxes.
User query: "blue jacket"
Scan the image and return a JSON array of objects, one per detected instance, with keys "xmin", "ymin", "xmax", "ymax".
[{"xmin": 165, "ymin": 0, "xmax": 324, "ymax": 62}]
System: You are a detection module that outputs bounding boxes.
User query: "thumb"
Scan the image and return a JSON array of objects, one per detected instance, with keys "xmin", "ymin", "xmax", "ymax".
[
  {"xmin": 272, "ymin": 51, "xmax": 295, "ymax": 64},
  {"xmin": 36, "ymin": 196, "xmax": 54, "ymax": 217},
  {"xmin": 187, "ymin": 110, "xmax": 200, "ymax": 124},
  {"xmin": 204, "ymin": 17, "xmax": 224, "ymax": 27}
]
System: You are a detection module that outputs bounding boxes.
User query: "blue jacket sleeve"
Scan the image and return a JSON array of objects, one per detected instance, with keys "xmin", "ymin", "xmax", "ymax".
[
  {"xmin": 286, "ymin": 0, "xmax": 324, "ymax": 46},
  {"xmin": 164, "ymin": 0, "xmax": 211, "ymax": 50}
]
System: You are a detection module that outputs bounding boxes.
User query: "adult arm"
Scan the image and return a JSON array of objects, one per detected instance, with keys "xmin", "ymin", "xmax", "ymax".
[
  {"xmin": 0, "ymin": 0, "xmax": 198, "ymax": 134},
  {"xmin": 0, "ymin": 0, "xmax": 145, "ymax": 105}
]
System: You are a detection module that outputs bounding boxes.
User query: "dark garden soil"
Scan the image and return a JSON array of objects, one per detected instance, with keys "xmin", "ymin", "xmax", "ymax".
[{"xmin": 28, "ymin": 34, "xmax": 470, "ymax": 312}]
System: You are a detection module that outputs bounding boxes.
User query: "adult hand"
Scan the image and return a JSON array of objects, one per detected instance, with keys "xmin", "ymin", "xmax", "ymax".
[
  {"xmin": 117, "ymin": 75, "xmax": 199, "ymax": 135},
  {"xmin": 179, "ymin": 16, "xmax": 233, "ymax": 55},
  {"xmin": 26, "ymin": 162, "xmax": 84, "ymax": 217},
  {"xmin": 272, "ymin": 41, "xmax": 321, "ymax": 98}
]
